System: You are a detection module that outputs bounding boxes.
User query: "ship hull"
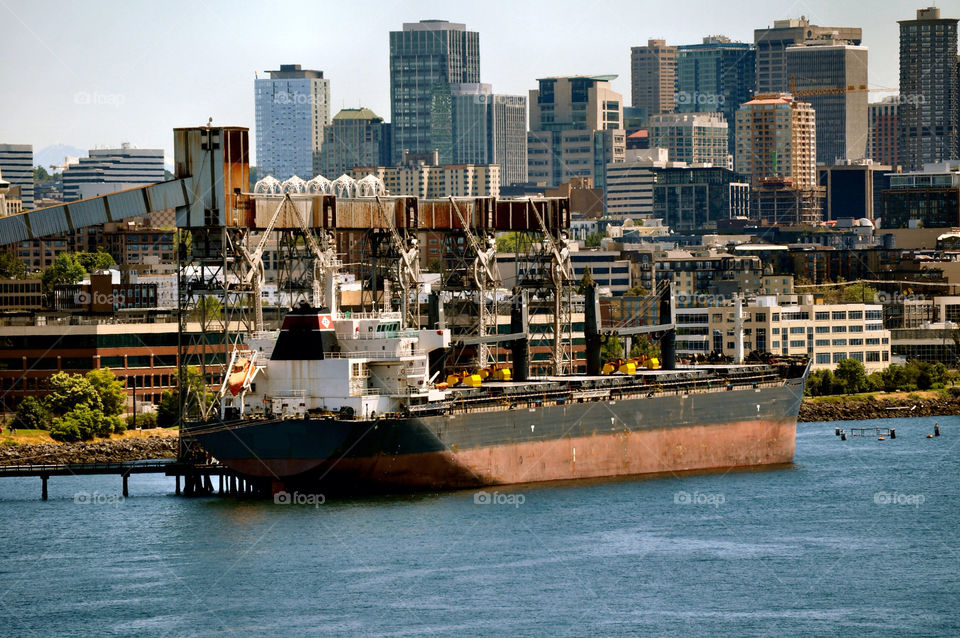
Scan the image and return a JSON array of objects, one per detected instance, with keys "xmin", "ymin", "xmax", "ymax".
[{"xmin": 191, "ymin": 374, "xmax": 804, "ymax": 492}]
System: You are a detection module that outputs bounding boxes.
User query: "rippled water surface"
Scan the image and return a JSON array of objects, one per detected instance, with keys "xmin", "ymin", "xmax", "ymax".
[{"xmin": 1, "ymin": 416, "xmax": 958, "ymax": 636}]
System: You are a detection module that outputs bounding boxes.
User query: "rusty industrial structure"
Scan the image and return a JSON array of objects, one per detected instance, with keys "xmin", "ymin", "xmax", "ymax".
[{"xmin": 0, "ymin": 126, "xmax": 573, "ymax": 489}]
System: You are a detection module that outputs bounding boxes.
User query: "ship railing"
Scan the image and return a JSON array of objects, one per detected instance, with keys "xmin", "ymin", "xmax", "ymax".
[
  {"xmin": 444, "ymin": 373, "xmax": 785, "ymax": 415},
  {"xmin": 336, "ymin": 312, "xmax": 402, "ymax": 320},
  {"xmin": 324, "ymin": 349, "xmax": 425, "ymax": 360},
  {"xmin": 351, "ymin": 329, "xmax": 420, "ymax": 340}
]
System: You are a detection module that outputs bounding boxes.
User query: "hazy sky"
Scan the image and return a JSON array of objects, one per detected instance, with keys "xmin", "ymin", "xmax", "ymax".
[{"xmin": 0, "ymin": 0, "xmax": 943, "ymax": 166}]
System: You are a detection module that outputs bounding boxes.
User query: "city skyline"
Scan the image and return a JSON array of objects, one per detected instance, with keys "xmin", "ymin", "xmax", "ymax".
[{"xmin": 0, "ymin": 1, "xmax": 930, "ymax": 167}]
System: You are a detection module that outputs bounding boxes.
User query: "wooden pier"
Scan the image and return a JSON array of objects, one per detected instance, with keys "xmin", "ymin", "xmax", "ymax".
[
  {"xmin": 835, "ymin": 426, "xmax": 896, "ymax": 441},
  {"xmin": 0, "ymin": 460, "xmax": 263, "ymax": 500}
]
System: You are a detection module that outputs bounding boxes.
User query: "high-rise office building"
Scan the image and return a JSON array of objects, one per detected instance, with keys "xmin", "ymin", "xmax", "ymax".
[
  {"xmin": 676, "ymin": 36, "xmax": 756, "ymax": 154},
  {"xmin": 255, "ymin": 64, "xmax": 331, "ymax": 180},
  {"xmin": 630, "ymin": 39, "xmax": 677, "ymax": 119},
  {"xmin": 0, "ymin": 144, "xmax": 34, "ymax": 210},
  {"xmin": 736, "ymin": 96, "xmax": 822, "ymax": 224},
  {"xmin": 320, "ymin": 108, "xmax": 392, "ymax": 178},
  {"xmin": 491, "ymin": 94, "xmax": 529, "ymax": 186},
  {"xmin": 389, "ymin": 20, "xmax": 480, "ymax": 165},
  {"xmin": 61, "ymin": 144, "xmax": 164, "ymax": 202},
  {"xmin": 648, "ymin": 113, "xmax": 731, "ymax": 167},
  {"xmin": 754, "ymin": 18, "xmax": 861, "ymax": 94},
  {"xmin": 786, "ymin": 39, "xmax": 869, "ymax": 164},
  {"xmin": 528, "ymin": 75, "xmax": 625, "ymax": 188},
  {"xmin": 735, "ymin": 96, "xmax": 816, "ymax": 187},
  {"xmin": 869, "ymin": 97, "xmax": 900, "ymax": 167},
  {"xmin": 427, "ymin": 84, "xmax": 528, "ymax": 186},
  {"xmin": 898, "ymin": 7, "xmax": 959, "ymax": 171}
]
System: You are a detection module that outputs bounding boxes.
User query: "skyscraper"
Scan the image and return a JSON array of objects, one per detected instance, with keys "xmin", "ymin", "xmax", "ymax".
[
  {"xmin": 528, "ymin": 75, "xmax": 625, "ymax": 189},
  {"xmin": 735, "ymin": 96, "xmax": 816, "ymax": 187},
  {"xmin": 868, "ymin": 97, "xmax": 899, "ymax": 167},
  {"xmin": 630, "ymin": 39, "xmax": 677, "ymax": 119},
  {"xmin": 255, "ymin": 64, "xmax": 331, "ymax": 180},
  {"xmin": 675, "ymin": 36, "xmax": 756, "ymax": 154},
  {"xmin": 389, "ymin": 20, "xmax": 480, "ymax": 165},
  {"xmin": 754, "ymin": 18, "xmax": 861, "ymax": 94},
  {"xmin": 320, "ymin": 108, "xmax": 392, "ymax": 178},
  {"xmin": 445, "ymin": 84, "xmax": 528, "ymax": 186},
  {"xmin": 786, "ymin": 39, "xmax": 869, "ymax": 164},
  {"xmin": 898, "ymin": 7, "xmax": 959, "ymax": 171},
  {"xmin": 61, "ymin": 144, "xmax": 164, "ymax": 201},
  {"xmin": 736, "ymin": 96, "xmax": 822, "ymax": 224},
  {"xmin": 648, "ymin": 113, "xmax": 731, "ymax": 167},
  {"xmin": 0, "ymin": 144, "xmax": 34, "ymax": 210}
]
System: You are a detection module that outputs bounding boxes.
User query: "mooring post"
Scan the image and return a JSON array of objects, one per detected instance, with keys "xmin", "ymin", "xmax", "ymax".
[
  {"xmin": 122, "ymin": 473, "xmax": 129, "ymax": 498},
  {"xmin": 218, "ymin": 473, "xmax": 223, "ymax": 495},
  {"xmin": 175, "ymin": 474, "xmax": 181, "ymax": 496},
  {"xmin": 41, "ymin": 475, "xmax": 48, "ymax": 501}
]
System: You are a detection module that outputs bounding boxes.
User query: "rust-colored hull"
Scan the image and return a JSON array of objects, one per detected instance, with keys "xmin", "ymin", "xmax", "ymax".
[{"xmin": 229, "ymin": 418, "xmax": 796, "ymax": 491}]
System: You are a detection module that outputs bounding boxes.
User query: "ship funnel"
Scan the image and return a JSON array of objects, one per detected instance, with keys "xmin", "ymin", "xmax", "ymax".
[
  {"xmin": 659, "ymin": 284, "xmax": 676, "ymax": 370},
  {"xmin": 584, "ymin": 283, "xmax": 602, "ymax": 376},
  {"xmin": 510, "ymin": 288, "xmax": 529, "ymax": 382}
]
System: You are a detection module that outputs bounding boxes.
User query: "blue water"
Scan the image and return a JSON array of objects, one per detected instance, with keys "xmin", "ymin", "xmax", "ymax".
[{"xmin": 1, "ymin": 416, "xmax": 958, "ymax": 637}]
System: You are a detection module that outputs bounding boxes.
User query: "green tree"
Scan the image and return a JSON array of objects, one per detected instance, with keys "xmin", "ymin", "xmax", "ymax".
[
  {"xmin": 629, "ymin": 335, "xmax": 660, "ymax": 360},
  {"xmin": 158, "ymin": 367, "xmax": 208, "ymax": 426},
  {"xmin": 190, "ymin": 295, "xmax": 223, "ymax": 323},
  {"xmin": 41, "ymin": 253, "xmax": 87, "ymax": 292},
  {"xmin": 835, "ymin": 358, "xmax": 870, "ymax": 394},
  {"xmin": 49, "ymin": 404, "xmax": 118, "ymax": 442},
  {"xmin": 495, "ymin": 232, "xmax": 523, "ymax": 253},
  {"xmin": 157, "ymin": 390, "xmax": 178, "ymax": 428},
  {"xmin": 33, "ymin": 166, "xmax": 50, "ymax": 181},
  {"xmin": 600, "ymin": 335, "xmax": 624, "ymax": 362},
  {"xmin": 73, "ymin": 250, "xmax": 116, "ymax": 273},
  {"xmin": 584, "ymin": 232, "xmax": 603, "ymax": 248},
  {"xmin": 624, "ymin": 284, "xmax": 650, "ymax": 297},
  {"xmin": 840, "ymin": 282, "xmax": 881, "ymax": 304},
  {"xmin": 0, "ymin": 251, "xmax": 27, "ymax": 279},
  {"xmin": 85, "ymin": 368, "xmax": 126, "ymax": 417},
  {"xmin": 46, "ymin": 371, "xmax": 103, "ymax": 417},
  {"xmin": 817, "ymin": 369, "xmax": 836, "ymax": 396},
  {"xmin": 13, "ymin": 397, "xmax": 48, "ymax": 430},
  {"xmin": 576, "ymin": 267, "xmax": 595, "ymax": 295}
]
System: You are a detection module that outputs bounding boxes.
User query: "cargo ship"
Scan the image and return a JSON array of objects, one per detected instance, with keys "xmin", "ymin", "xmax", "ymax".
[{"xmin": 185, "ymin": 287, "xmax": 810, "ymax": 494}]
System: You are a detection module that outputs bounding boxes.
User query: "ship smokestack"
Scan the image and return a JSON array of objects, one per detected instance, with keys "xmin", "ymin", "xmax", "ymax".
[
  {"xmin": 659, "ymin": 284, "xmax": 676, "ymax": 370},
  {"xmin": 584, "ymin": 283, "xmax": 602, "ymax": 376},
  {"xmin": 510, "ymin": 288, "xmax": 529, "ymax": 382}
]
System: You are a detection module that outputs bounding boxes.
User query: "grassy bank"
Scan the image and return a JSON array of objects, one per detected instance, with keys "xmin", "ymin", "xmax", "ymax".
[{"xmin": 0, "ymin": 426, "xmax": 178, "ymax": 447}]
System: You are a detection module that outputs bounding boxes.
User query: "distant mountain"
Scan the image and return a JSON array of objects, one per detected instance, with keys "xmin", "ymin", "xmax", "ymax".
[{"xmin": 34, "ymin": 144, "xmax": 87, "ymax": 170}]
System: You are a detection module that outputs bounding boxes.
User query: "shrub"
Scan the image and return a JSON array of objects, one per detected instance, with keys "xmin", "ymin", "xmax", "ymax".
[
  {"xmin": 14, "ymin": 397, "xmax": 48, "ymax": 430},
  {"xmin": 125, "ymin": 412, "xmax": 157, "ymax": 430},
  {"xmin": 49, "ymin": 419, "xmax": 82, "ymax": 443}
]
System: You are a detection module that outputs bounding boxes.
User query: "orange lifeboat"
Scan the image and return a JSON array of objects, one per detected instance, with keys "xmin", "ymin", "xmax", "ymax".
[{"xmin": 228, "ymin": 357, "xmax": 253, "ymax": 396}]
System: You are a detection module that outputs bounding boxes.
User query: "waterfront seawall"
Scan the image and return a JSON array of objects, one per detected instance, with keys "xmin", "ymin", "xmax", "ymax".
[
  {"xmin": 800, "ymin": 396, "xmax": 960, "ymax": 422},
  {"xmin": 0, "ymin": 435, "xmax": 177, "ymax": 466}
]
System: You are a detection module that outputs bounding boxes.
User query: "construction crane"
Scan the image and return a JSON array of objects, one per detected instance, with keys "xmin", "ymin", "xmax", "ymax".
[{"xmin": 788, "ymin": 76, "xmax": 894, "ymax": 99}]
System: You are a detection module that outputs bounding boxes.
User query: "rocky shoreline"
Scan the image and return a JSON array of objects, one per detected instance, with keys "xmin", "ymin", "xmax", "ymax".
[
  {"xmin": 0, "ymin": 435, "xmax": 177, "ymax": 466},
  {"xmin": 800, "ymin": 396, "xmax": 960, "ymax": 423}
]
